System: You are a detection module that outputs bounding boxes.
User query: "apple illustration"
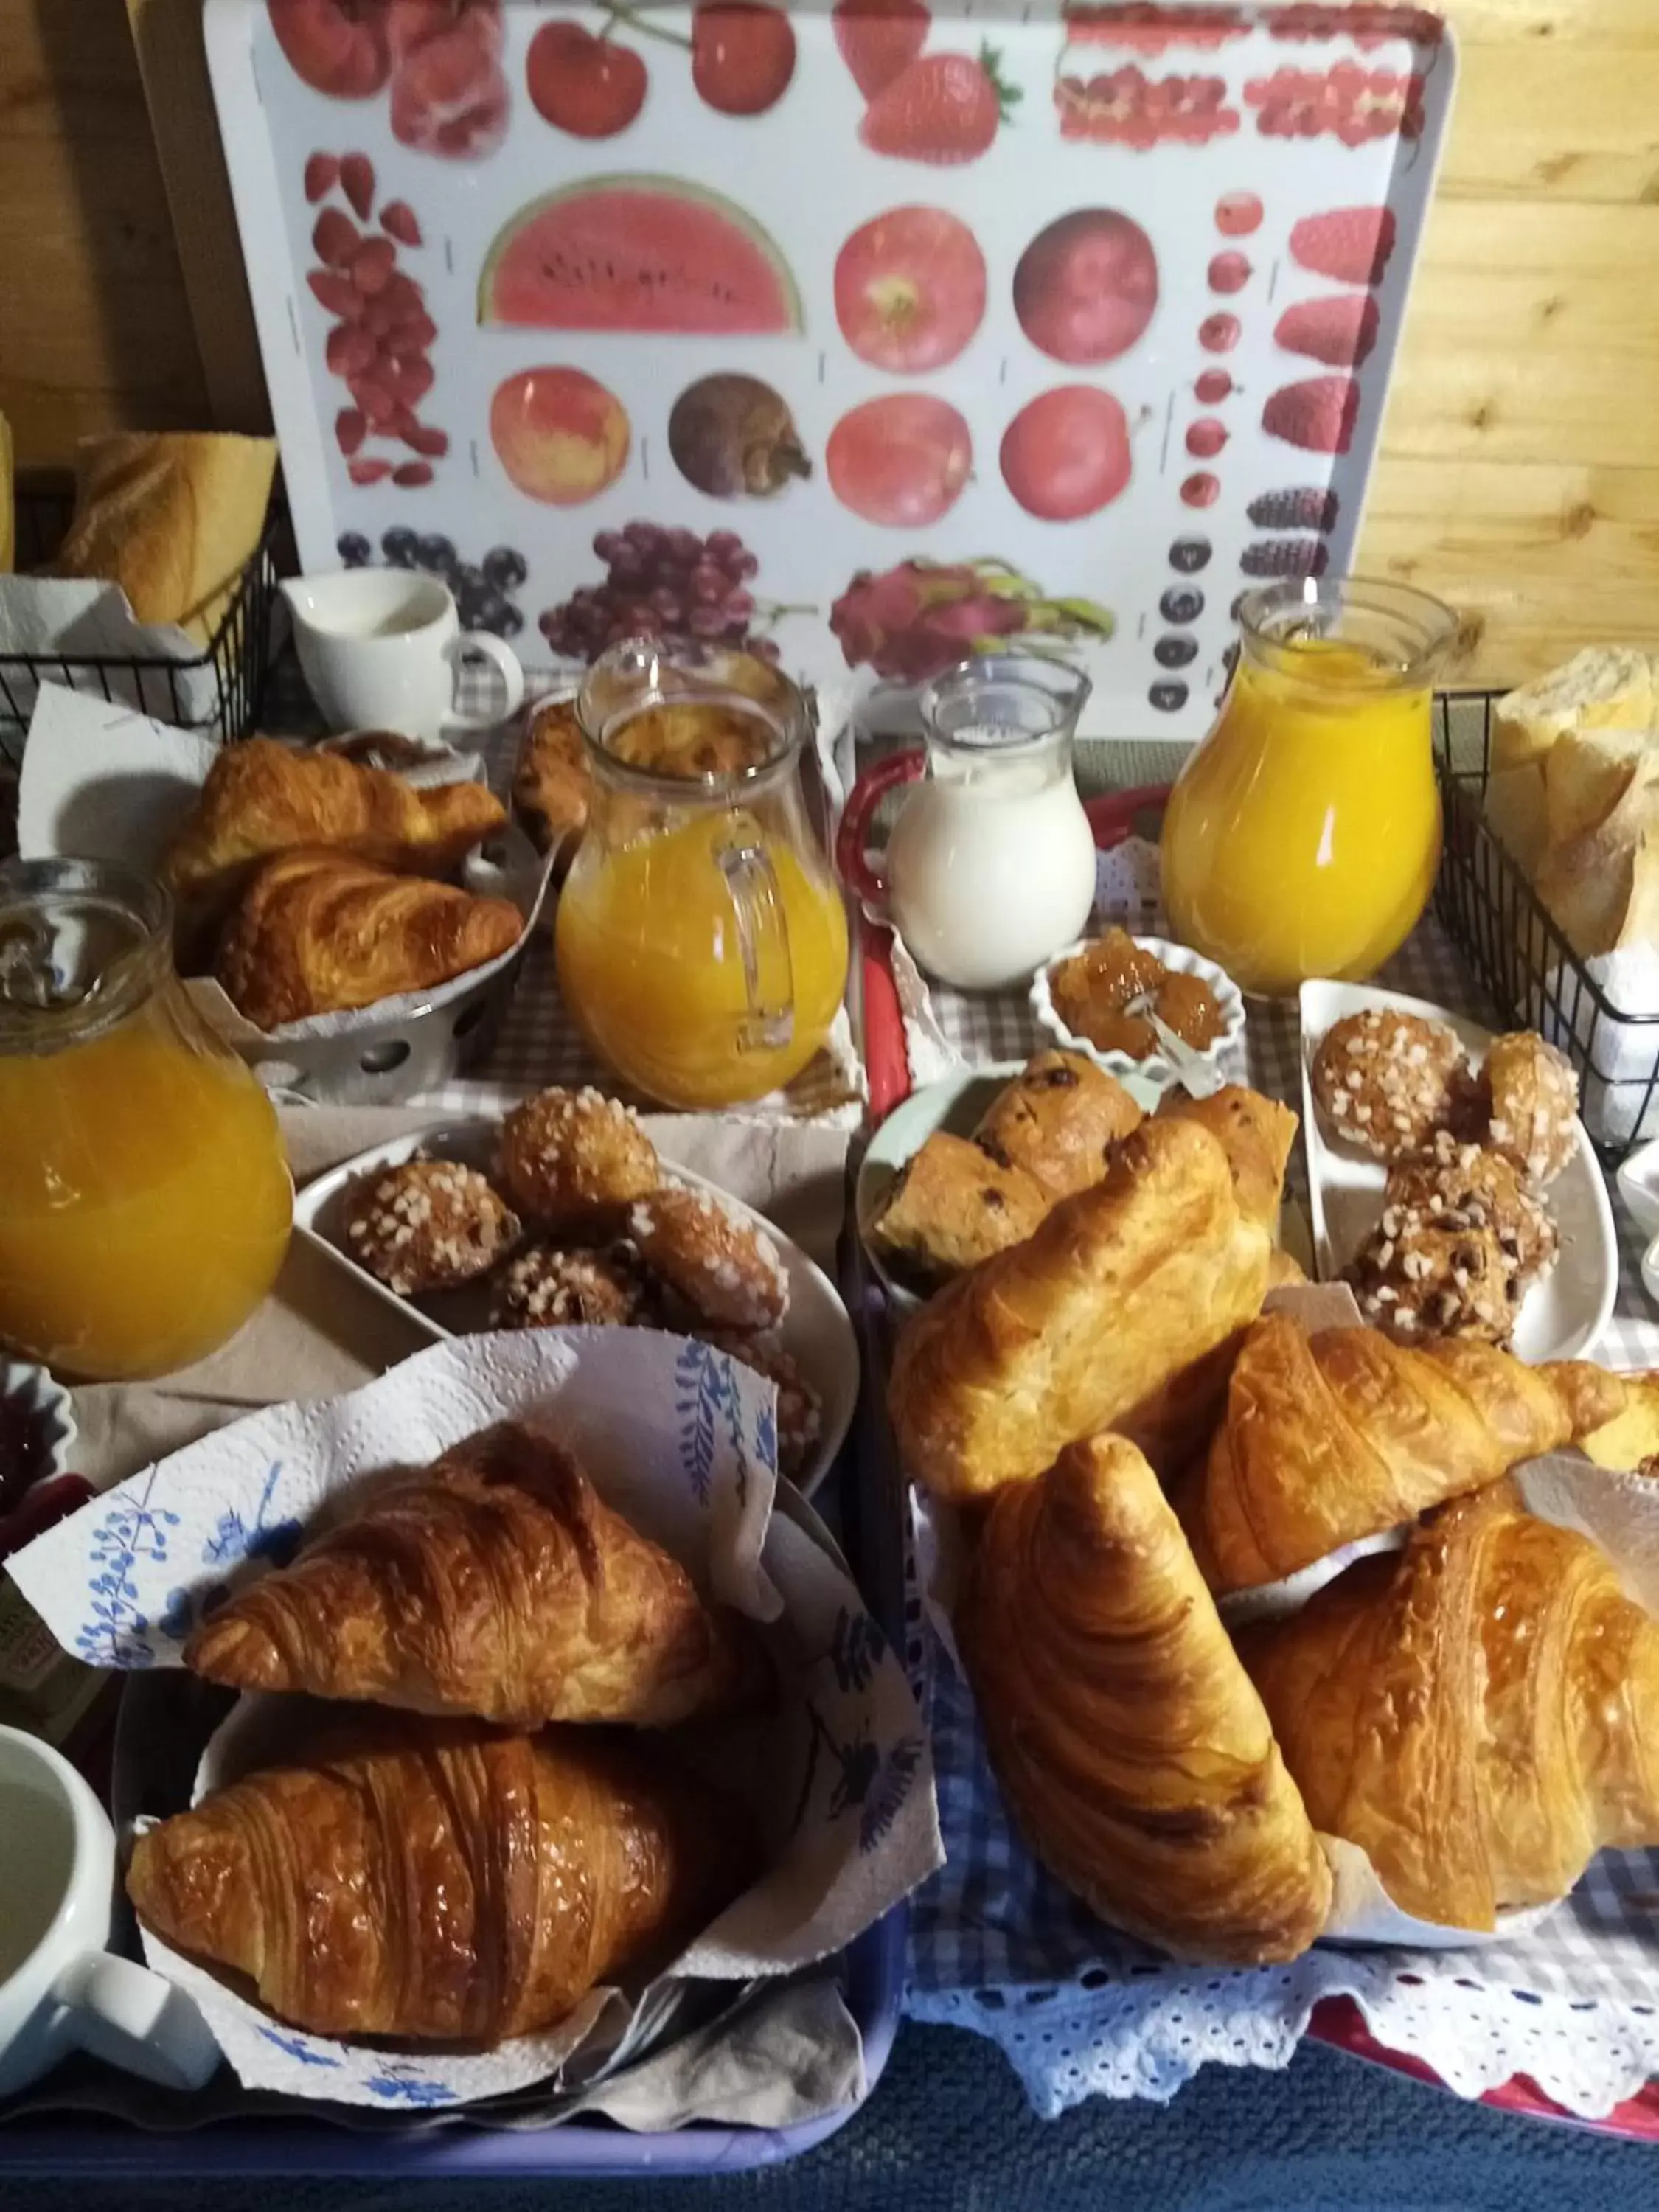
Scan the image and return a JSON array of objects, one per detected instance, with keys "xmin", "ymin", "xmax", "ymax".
[
  {"xmin": 269, "ymin": 0, "xmax": 392, "ymax": 98},
  {"xmin": 490, "ymin": 366, "xmax": 630, "ymax": 504},
  {"xmin": 1013, "ymin": 210, "xmax": 1158, "ymax": 368},
  {"xmin": 1001, "ymin": 386, "xmax": 1131, "ymax": 521},
  {"xmin": 835, "ymin": 206, "xmax": 987, "ymax": 374},
  {"xmin": 827, "ymin": 394, "xmax": 972, "ymax": 527}
]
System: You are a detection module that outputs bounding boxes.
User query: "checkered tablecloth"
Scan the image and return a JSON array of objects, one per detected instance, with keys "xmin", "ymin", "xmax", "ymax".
[{"xmin": 897, "ymin": 846, "xmax": 1659, "ymax": 2122}]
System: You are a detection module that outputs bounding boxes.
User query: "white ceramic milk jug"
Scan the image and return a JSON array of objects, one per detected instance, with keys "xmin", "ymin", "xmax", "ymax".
[{"xmin": 837, "ymin": 656, "xmax": 1098, "ymax": 991}]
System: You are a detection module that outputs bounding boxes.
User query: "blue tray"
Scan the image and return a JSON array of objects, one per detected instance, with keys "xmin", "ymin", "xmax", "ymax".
[{"xmin": 0, "ymin": 1231, "xmax": 908, "ymax": 2179}]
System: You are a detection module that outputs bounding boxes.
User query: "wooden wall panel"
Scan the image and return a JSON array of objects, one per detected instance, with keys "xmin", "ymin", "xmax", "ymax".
[
  {"xmin": 1357, "ymin": 1, "xmax": 1659, "ymax": 682},
  {"xmin": 0, "ymin": 0, "xmax": 210, "ymax": 467}
]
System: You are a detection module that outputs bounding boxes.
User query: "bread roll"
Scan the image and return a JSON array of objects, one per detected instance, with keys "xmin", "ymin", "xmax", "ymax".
[{"xmin": 49, "ymin": 432, "xmax": 277, "ymax": 645}]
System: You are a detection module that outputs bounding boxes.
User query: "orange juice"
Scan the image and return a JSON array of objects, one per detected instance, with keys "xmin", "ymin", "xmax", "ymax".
[
  {"xmin": 0, "ymin": 1006, "xmax": 292, "ymax": 1382},
  {"xmin": 556, "ymin": 809, "xmax": 849, "ymax": 1108},
  {"xmin": 1161, "ymin": 585, "xmax": 1455, "ymax": 997}
]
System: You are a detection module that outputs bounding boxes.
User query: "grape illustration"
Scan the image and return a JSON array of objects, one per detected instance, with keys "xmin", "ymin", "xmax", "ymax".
[{"xmin": 538, "ymin": 521, "xmax": 780, "ymax": 662}]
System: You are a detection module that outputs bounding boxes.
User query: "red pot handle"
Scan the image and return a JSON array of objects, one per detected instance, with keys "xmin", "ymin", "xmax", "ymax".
[{"xmin": 835, "ymin": 748, "xmax": 926, "ymax": 910}]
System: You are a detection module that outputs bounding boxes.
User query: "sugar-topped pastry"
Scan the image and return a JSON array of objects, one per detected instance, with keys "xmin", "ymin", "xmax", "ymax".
[
  {"xmin": 1478, "ymin": 1032, "xmax": 1579, "ymax": 1186},
  {"xmin": 344, "ymin": 1161, "xmax": 519, "ymax": 1296},
  {"xmin": 489, "ymin": 1242, "xmax": 650, "ymax": 1330},
  {"xmin": 1310, "ymin": 1007, "xmax": 1470, "ymax": 1163},
  {"xmin": 698, "ymin": 1328, "xmax": 821, "ymax": 1481},
  {"xmin": 496, "ymin": 1086, "xmax": 659, "ymax": 1231},
  {"xmin": 629, "ymin": 1185, "xmax": 789, "ymax": 1332},
  {"xmin": 1346, "ymin": 1135, "xmax": 1557, "ymax": 1346}
]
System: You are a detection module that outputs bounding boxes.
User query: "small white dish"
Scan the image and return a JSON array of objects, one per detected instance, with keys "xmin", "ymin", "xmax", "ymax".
[
  {"xmin": 1030, "ymin": 934, "xmax": 1246, "ymax": 1101},
  {"xmin": 1615, "ymin": 1135, "xmax": 1659, "ymax": 1242},
  {"xmin": 1298, "ymin": 979, "xmax": 1617, "ymax": 1365},
  {"xmin": 0, "ymin": 1359, "xmax": 77, "ymax": 1487},
  {"xmin": 293, "ymin": 1120, "xmax": 857, "ymax": 1497}
]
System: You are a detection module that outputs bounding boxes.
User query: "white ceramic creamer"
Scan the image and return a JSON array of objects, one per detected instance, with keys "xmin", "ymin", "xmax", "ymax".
[{"xmin": 838, "ymin": 657, "xmax": 1097, "ymax": 992}]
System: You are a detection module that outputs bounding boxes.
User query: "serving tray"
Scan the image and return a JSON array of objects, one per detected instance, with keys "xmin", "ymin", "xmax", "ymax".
[{"xmin": 206, "ymin": 0, "xmax": 1453, "ymax": 742}]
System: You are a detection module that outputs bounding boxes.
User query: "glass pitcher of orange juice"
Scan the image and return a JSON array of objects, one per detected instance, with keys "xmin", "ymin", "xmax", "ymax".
[
  {"xmin": 555, "ymin": 640, "xmax": 849, "ymax": 1109},
  {"xmin": 1161, "ymin": 578, "xmax": 1458, "ymax": 998},
  {"xmin": 0, "ymin": 858, "xmax": 293, "ymax": 1381}
]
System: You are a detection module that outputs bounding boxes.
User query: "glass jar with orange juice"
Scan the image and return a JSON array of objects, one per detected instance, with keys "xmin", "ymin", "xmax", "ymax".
[
  {"xmin": 0, "ymin": 859, "xmax": 293, "ymax": 1381},
  {"xmin": 555, "ymin": 641, "xmax": 849, "ymax": 1109},
  {"xmin": 1161, "ymin": 578, "xmax": 1458, "ymax": 998}
]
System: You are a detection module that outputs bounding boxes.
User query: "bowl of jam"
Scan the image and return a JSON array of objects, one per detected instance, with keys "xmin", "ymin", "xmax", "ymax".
[{"xmin": 1031, "ymin": 928, "xmax": 1245, "ymax": 1097}]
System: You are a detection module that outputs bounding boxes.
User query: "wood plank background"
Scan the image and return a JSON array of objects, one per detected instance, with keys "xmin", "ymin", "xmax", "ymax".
[{"xmin": 0, "ymin": 0, "xmax": 1654, "ymax": 686}]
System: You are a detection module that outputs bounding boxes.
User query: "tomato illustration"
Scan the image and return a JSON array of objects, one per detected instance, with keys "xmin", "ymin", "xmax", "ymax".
[
  {"xmin": 1001, "ymin": 386, "xmax": 1131, "ymax": 521},
  {"xmin": 827, "ymin": 394, "xmax": 972, "ymax": 526}
]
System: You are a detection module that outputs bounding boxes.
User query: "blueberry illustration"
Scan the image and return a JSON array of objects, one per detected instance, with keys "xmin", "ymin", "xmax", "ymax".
[
  {"xmin": 1155, "ymin": 633, "xmax": 1199, "ymax": 669},
  {"xmin": 337, "ymin": 530, "xmax": 372, "ymax": 568},
  {"xmin": 381, "ymin": 526, "xmax": 419, "ymax": 567},
  {"xmin": 483, "ymin": 546, "xmax": 528, "ymax": 591},
  {"xmin": 497, "ymin": 602, "xmax": 525, "ymax": 638},
  {"xmin": 453, "ymin": 563, "xmax": 487, "ymax": 604},
  {"xmin": 472, "ymin": 587, "xmax": 513, "ymax": 635},
  {"xmin": 1159, "ymin": 587, "xmax": 1204, "ymax": 625},
  {"xmin": 415, "ymin": 532, "xmax": 456, "ymax": 573},
  {"xmin": 1150, "ymin": 681, "xmax": 1190, "ymax": 713},
  {"xmin": 1169, "ymin": 537, "xmax": 1212, "ymax": 574}
]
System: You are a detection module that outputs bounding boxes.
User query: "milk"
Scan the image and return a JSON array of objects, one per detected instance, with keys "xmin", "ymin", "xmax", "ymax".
[{"xmin": 887, "ymin": 741, "xmax": 1096, "ymax": 991}]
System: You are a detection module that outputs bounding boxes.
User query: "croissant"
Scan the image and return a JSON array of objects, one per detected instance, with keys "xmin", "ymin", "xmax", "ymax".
[
  {"xmin": 128, "ymin": 1715, "xmax": 750, "ymax": 2040},
  {"xmin": 1240, "ymin": 1483, "xmax": 1659, "ymax": 1929},
  {"xmin": 184, "ymin": 1422, "xmax": 767, "ymax": 1727},
  {"xmin": 888, "ymin": 1116, "xmax": 1278, "ymax": 1503},
  {"xmin": 957, "ymin": 1433, "xmax": 1331, "ymax": 1964},
  {"xmin": 166, "ymin": 736, "xmax": 506, "ymax": 927},
  {"xmin": 214, "ymin": 846, "xmax": 523, "ymax": 1026},
  {"xmin": 1174, "ymin": 1313, "xmax": 1632, "ymax": 1595}
]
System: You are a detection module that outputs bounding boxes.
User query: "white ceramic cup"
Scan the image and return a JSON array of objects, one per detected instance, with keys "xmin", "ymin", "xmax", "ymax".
[
  {"xmin": 0, "ymin": 1724, "xmax": 220, "ymax": 2096},
  {"xmin": 282, "ymin": 569, "xmax": 526, "ymax": 743}
]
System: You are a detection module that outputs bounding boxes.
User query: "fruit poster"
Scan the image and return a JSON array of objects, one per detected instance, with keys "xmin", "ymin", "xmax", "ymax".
[{"xmin": 206, "ymin": 0, "xmax": 1453, "ymax": 740}]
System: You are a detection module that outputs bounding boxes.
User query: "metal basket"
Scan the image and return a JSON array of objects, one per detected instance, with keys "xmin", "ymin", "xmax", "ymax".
[
  {"xmin": 0, "ymin": 487, "xmax": 278, "ymax": 765},
  {"xmin": 1433, "ymin": 689, "xmax": 1659, "ymax": 1160}
]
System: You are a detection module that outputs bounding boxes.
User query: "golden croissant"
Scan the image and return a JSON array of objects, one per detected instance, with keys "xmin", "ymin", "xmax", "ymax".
[
  {"xmin": 184, "ymin": 1422, "xmax": 767, "ymax": 1728},
  {"xmin": 888, "ymin": 1116, "xmax": 1280, "ymax": 1503},
  {"xmin": 1172, "ymin": 1312, "xmax": 1631, "ymax": 1594},
  {"xmin": 128, "ymin": 1716, "xmax": 750, "ymax": 2041},
  {"xmin": 166, "ymin": 736, "xmax": 506, "ymax": 926},
  {"xmin": 1240, "ymin": 1483, "xmax": 1659, "ymax": 1930},
  {"xmin": 957, "ymin": 1433, "xmax": 1331, "ymax": 1964},
  {"xmin": 214, "ymin": 846, "xmax": 523, "ymax": 1026}
]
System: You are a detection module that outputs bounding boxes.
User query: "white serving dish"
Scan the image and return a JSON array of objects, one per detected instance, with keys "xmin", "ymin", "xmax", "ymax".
[
  {"xmin": 1298, "ymin": 980, "xmax": 1617, "ymax": 1365},
  {"xmin": 294, "ymin": 1119, "xmax": 856, "ymax": 1496},
  {"xmin": 1030, "ymin": 936, "xmax": 1246, "ymax": 1101},
  {"xmin": 855, "ymin": 1060, "xmax": 1318, "ymax": 1321}
]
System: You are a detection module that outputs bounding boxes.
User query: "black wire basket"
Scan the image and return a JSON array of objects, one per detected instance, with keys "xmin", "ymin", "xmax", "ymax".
[
  {"xmin": 0, "ymin": 486, "xmax": 277, "ymax": 767},
  {"xmin": 1433, "ymin": 689, "xmax": 1659, "ymax": 1161}
]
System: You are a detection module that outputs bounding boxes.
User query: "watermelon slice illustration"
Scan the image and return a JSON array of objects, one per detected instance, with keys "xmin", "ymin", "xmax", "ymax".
[{"xmin": 479, "ymin": 176, "xmax": 803, "ymax": 335}]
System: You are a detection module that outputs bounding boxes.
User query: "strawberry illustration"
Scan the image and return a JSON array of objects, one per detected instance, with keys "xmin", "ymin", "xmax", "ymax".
[
  {"xmin": 1288, "ymin": 206, "xmax": 1397, "ymax": 288},
  {"xmin": 1262, "ymin": 376, "xmax": 1360, "ymax": 455},
  {"xmin": 1274, "ymin": 293, "xmax": 1379, "ymax": 369},
  {"xmin": 834, "ymin": 0, "xmax": 930, "ymax": 100},
  {"xmin": 860, "ymin": 46, "xmax": 1019, "ymax": 163}
]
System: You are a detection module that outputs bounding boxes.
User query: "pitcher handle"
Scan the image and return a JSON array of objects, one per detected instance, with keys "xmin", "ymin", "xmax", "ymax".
[
  {"xmin": 717, "ymin": 838, "xmax": 796, "ymax": 1057},
  {"xmin": 834, "ymin": 749, "xmax": 926, "ymax": 910}
]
